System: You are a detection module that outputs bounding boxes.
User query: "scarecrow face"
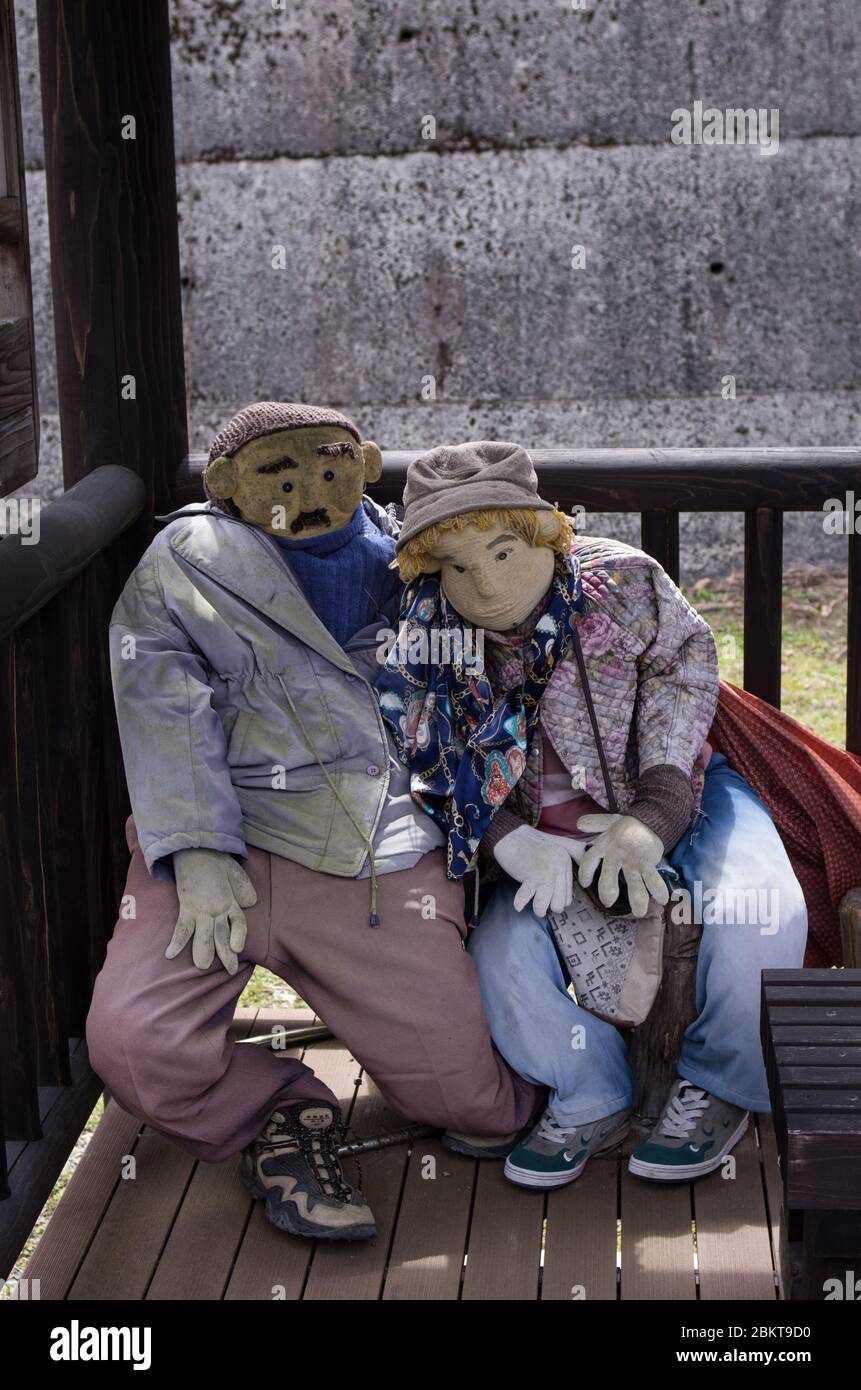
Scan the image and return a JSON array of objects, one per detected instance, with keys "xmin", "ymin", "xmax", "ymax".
[
  {"xmin": 429, "ymin": 518, "xmax": 556, "ymax": 630},
  {"xmin": 205, "ymin": 426, "xmax": 382, "ymax": 539}
]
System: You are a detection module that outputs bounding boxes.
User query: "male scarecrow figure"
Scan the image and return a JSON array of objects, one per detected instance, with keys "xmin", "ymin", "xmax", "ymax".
[
  {"xmin": 87, "ymin": 405, "xmax": 537, "ymax": 1243},
  {"xmin": 376, "ymin": 441, "xmax": 808, "ymax": 1189}
]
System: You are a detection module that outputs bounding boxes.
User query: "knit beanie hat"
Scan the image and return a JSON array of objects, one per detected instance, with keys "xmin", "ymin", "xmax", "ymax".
[
  {"xmin": 396, "ymin": 440, "xmax": 553, "ymax": 552},
  {"xmin": 208, "ymin": 401, "xmax": 362, "ymax": 463}
]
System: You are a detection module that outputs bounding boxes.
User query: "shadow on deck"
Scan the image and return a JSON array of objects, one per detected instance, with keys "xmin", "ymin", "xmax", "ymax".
[{"xmin": 24, "ymin": 1009, "xmax": 784, "ymax": 1301}]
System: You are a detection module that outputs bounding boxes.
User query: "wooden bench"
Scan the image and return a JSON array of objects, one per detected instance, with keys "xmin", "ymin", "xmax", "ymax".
[{"xmin": 761, "ymin": 967, "xmax": 861, "ymax": 1300}]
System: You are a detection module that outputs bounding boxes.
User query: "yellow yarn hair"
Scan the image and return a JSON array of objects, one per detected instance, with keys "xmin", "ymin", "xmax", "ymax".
[{"xmin": 395, "ymin": 506, "xmax": 575, "ymax": 581}]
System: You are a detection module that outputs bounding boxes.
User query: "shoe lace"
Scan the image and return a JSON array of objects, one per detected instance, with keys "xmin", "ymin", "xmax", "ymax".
[
  {"xmin": 536, "ymin": 1115, "xmax": 568, "ymax": 1145},
  {"xmin": 263, "ymin": 1112, "xmax": 354, "ymax": 1203},
  {"xmin": 658, "ymin": 1084, "xmax": 710, "ymax": 1140},
  {"xmin": 536, "ymin": 1115, "xmax": 584, "ymax": 1161}
]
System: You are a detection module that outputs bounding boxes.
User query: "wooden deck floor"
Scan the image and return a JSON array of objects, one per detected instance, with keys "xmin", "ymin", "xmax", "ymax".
[{"xmin": 25, "ymin": 1008, "xmax": 785, "ymax": 1301}]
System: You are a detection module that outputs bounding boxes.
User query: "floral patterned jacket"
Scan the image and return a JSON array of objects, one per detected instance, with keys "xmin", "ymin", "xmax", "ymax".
[{"xmin": 482, "ymin": 535, "xmax": 719, "ymax": 853}]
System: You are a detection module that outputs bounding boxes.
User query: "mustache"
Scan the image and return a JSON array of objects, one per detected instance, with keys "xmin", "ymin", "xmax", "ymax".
[{"xmin": 290, "ymin": 508, "xmax": 331, "ymax": 534}]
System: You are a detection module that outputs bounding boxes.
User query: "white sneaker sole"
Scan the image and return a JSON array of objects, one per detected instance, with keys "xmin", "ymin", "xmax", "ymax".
[
  {"xmin": 503, "ymin": 1154, "xmax": 589, "ymax": 1189},
  {"xmin": 504, "ymin": 1118, "xmax": 631, "ymax": 1190},
  {"xmin": 627, "ymin": 1114, "xmax": 749, "ymax": 1182}
]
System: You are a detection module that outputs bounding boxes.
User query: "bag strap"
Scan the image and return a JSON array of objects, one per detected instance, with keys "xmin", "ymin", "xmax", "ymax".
[{"xmin": 570, "ymin": 628, "xmax": 620, "ymax": 815}]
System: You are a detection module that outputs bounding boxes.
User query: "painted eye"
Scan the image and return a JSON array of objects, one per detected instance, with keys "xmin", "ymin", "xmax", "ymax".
[
  {"xmin": 495, "ymin": 549, "xmax": 511, "ymax": 561},
  {"xmin": 323, "ymin": 470, "xmax": 335, "ymax": 481},
  {"xmin": 453, "ymin": 565, "xmax": 466, "ymax": 574},
  {"xmin": 281, "ymin": 481, "xmax": 293, "ymax": 493}
]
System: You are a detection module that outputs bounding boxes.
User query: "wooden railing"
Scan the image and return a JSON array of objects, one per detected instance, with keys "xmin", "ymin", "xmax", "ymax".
[{"xmin": 0, "ymin": 465, "xmax": 145, "ymax": 1277}]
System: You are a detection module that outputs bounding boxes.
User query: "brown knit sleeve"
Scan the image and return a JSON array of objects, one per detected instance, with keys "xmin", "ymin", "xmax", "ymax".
[
  {"xmin": 480, "ymin": 805, "xmax": 528, "ymax": 855},
  {"xmin": 626, "ymin": 764, "xmax": 696, "ymax": 853}
]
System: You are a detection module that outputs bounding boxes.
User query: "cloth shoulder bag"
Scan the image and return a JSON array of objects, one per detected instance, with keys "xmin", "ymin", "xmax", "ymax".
[{"xmin": 548, "ymin": 885, "xmax": 667, "ymax": 1029}]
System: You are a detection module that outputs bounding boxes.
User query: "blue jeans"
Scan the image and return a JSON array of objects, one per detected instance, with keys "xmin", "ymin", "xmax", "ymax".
[{"xmin": 468, "ymin": 753, "xmax": 808, "ymax": 1122}]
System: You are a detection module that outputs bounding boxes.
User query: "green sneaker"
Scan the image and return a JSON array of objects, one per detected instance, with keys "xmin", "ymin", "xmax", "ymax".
[
  {"xmin": 503, "ymin": 1106, "xmax": 631, "ymax": 1189},
  {"xmin": 628, "ymin": 1080, "xmax": 749, "ymax": 1182}
]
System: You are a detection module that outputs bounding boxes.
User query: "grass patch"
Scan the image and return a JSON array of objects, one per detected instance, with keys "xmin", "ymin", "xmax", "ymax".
[
  {"xmin": 238, "ymin": 968, "xmax": 304, "ymax": 1011},
  {"xmin": 685, "ymin": 566, "xmax": 847, "ymax": 748}
]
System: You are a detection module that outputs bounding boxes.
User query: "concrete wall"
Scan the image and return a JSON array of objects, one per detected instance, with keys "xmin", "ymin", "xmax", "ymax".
[{"xmin": 12, "ymin": 0, "xmax": 861, "ymax": 580}]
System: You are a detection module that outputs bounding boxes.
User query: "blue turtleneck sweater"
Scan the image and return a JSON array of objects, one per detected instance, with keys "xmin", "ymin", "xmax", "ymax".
[{"xmin": 273, "ymin": 502, "xmax": 401, "ymax": 648}]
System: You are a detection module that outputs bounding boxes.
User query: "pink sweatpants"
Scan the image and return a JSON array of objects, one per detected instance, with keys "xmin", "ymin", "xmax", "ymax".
[{"xmin": 86, "ymin": 820, "xmax": 537, "ymax": 1161}]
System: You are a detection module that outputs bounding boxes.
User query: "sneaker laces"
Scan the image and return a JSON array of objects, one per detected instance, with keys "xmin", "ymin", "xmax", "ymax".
[
  {"xmin": 262, "ymin": 1112, "xmax": 353, "ymax": 1203},
  {"xmin": 536, "ymin": 1114, "xmax": 591, "ymax": 1162},
  {"xmin": 658, "ymin": 1084, "xmax": 710, "ymax": 1140},
  {"xmin": 536, "ymin": 1114, "xmax": 569, "ymax": 1145}
]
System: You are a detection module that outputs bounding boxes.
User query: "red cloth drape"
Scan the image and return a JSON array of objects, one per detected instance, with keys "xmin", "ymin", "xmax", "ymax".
[{"xmin": 710, "ymin": 681, "xmax": 861, "ymax": 967}]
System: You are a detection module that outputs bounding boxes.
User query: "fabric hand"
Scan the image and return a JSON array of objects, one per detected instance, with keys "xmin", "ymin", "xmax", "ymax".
[
  {"xmin": 168, "ymin": 848, "xmax": 257, "ymax": 974},
  {"xmin": 576, "ymin": 813, "xmax": 668, "ymax": 918},
  {"xmin": 492, "ymin": 824, "xmax": 586, "ymax": 917}
]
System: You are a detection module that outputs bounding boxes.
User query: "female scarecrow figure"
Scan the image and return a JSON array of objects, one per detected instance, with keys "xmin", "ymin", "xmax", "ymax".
[{"xmin": 376, "ymin": 440, "xmax": 808, "ymax": 1190}]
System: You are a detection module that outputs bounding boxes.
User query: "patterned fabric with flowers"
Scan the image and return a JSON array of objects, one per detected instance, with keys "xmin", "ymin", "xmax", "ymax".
[{"xmin": 375, "ymin": 555, "xmax": 584, "ymax": 878}]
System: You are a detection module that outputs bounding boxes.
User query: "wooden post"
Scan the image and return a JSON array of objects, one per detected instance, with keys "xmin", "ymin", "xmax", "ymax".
[
  {"xmin": 36, "ymin": 0, "xmax": 187, "ymax": 520},
  {"xmin": 839, "ymin": 889, "xmax": 861, "ymax": 967},
  {"xmin": 743, "ymin": 507, "xmax": 783, "ymax": 709},
  {"xmin": 627, "ymin": 915, "xmax": 701, "ymax": 1124},
  {"xmin": 848, "ymin": 527, "xmax": 861, "ymax": 756},
  {"xmin": 640, "ymin": 509, "xmax": 680, "ymax": 584}
]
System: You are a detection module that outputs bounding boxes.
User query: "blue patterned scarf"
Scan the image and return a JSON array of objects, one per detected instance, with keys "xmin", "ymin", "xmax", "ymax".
[{"xmin": 376, "ymin": 554, "xmax": 584, "ymax": 878}]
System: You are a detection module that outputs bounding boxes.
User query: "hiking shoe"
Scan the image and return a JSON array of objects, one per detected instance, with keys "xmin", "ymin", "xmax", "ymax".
[
  {"xmin": 503, "ymin": 1106, "xmax": 631, "ymax": 1189},
  {"xmin": 240, "ymin": 1101, "xmax": 376, "ymax": 1241},
  {"xmin": 441, "ymin": 1128, "xmax": 522, "ymax": 1160},
  {"xmin": 627, "ymin": 1080, "xmax": 749, "ymax": 1182}
]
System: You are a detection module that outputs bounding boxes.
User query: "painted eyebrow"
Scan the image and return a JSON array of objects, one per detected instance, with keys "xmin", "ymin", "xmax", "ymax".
[
  {"xmin": 256, "ymin": 457, "xmax": 299, "ymax": 474},
  {"xmin": 487, "ymin": 533, "xmax": 516, "ymax": 548},
  {"xmin": 317, "ymin": 441, "xmax": 356, "ymax": 458}
]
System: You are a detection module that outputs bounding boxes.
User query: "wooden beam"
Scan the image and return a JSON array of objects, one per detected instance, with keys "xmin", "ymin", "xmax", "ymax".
[
  {"xmin": 175, "ymin": 446, "xmax": 861, "ymax": 514},
  {"xmin": 380, "ymin": 447, "xmax": 861, "ymax": 513},
  {"xmin": 37, "ymin": 0, "xmax": 188, "ymax": 522},
  {"xmin": 0, "ymin": 464, "xmax": 145, "ymax": 643}
]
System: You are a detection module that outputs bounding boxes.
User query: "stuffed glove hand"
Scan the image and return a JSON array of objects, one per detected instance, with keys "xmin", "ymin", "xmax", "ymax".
[
  {"xmin": 576, "ymin": 813, "xmax": 669, "ymax": 918},
  {"xmin": 167, "ymin": 848, "xmax": 257, "ymax": 975},
  {"xmin": 492, "ymin": 824, "xmax": 586, "ymax": 917}
]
